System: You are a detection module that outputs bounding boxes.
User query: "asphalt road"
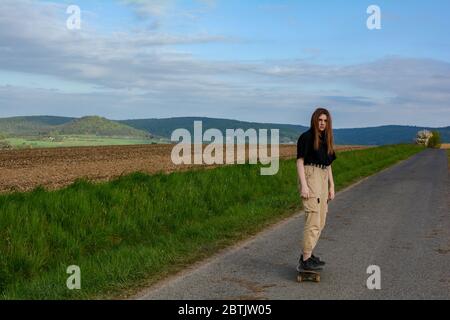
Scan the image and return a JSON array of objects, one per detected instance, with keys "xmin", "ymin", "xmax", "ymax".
[{"xmin": 136, "ymin": 149, "xmax": 450, "ymax": 300}]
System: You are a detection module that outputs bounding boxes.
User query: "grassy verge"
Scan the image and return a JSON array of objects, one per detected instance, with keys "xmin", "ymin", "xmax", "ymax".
[
  {"xmin": 447, "ymin": 149, "xmax": 450, "ymax": 170},
  {"xmin": 0, "ymin": 144, "xmax": 424, "ymax": 299},
  {"xmin": 3, "ymin": 135, "xmax": 167, "ymax": 149}
]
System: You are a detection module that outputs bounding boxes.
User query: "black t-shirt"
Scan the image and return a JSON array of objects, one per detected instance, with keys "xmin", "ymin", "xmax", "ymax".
[{"xmin": 296, "ymin": 128, "xmax": 336, "ymax": 166}]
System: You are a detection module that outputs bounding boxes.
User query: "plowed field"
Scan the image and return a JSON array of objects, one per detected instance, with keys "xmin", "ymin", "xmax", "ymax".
[{"xmin": 0, "ymin": 144, "xmax": 369, "ymax": 193}]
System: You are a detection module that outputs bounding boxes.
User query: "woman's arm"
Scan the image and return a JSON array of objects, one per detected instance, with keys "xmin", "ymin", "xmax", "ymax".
[
  {"xmin": 327, "ymin": 165, "xmax": 335, "ymax": 200},
  {"xmin": 296, "ymin": 158, "xmax": 310, "ymax": 198}
]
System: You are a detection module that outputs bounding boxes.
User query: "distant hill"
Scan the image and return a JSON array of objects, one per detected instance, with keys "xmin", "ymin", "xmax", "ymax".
[
  {"xmin": 121, "ymin": 117, "xmax": 450, "ymax": 145},
  {"xmin": 51, "ymin": 116, "xmax": 151, "ymax": 138},
  {"xmin": 120, "ymin": 117, "xmax": 307, "ymax": 144},
  {"xmin": 0, "ymin": 115, "xmax": 448, "ymax": 145},
  {"xmin": 333, "ymin": 125, "xmax": 450, "ymax": 145},
  {"xmin": 0, "ymin": 116, "xmax": 74, "ymax": 136}
]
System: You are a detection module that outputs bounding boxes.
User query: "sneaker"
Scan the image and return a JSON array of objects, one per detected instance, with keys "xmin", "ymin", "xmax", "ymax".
[
  {"xmin": 297, "ymin": 255, "xmax": 323, "ymax": 271},
  {"xmin": 311, "ymin": 254, "xmax": 325, "ymax": 266}
]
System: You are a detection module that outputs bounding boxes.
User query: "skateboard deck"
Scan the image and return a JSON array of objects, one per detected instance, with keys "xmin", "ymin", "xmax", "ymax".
[{"xmin": 297, "ymin": 270, "xmax": 321, "ymax": 283}]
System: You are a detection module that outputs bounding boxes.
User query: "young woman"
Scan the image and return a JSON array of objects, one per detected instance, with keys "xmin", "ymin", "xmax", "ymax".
[{"xmin": 296, "ymin": 107, "xmax": 337, "ymax": 271}]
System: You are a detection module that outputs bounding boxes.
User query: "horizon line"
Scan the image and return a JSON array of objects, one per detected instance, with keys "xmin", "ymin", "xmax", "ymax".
[{"xmin": 0, "ymin": 114, "xmax": 448, "ymax": 130}]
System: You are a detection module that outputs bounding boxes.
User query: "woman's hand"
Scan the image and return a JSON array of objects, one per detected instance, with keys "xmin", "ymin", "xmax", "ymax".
[
  {"xmin": 328, "ymin": 186, "xmax": 335, "ymax": 201},
  {"xmin": 301, "ymin": 186, "xmax": 311, "ymax": 199}
]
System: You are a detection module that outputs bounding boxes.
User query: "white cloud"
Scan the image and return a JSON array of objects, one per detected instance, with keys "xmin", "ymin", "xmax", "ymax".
[
  {"xmin": 120, "ymin": 0, "xmax": 175, "ymax": 18},
  {"xmin": 119, "ymin": 0, "xmax": 217, "ymax": 24}
]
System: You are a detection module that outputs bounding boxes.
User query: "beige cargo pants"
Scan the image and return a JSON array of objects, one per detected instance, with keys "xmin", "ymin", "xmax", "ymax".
[{"xmin": 299, "ymin": 165, "xmax": 329, "ymax": 255}]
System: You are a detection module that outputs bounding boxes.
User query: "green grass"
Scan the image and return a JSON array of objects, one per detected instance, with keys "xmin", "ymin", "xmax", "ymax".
[
  {"xmin": 0, "ymin": 144, "xmax": 424, "ymax": 299},
  {"xmin": 4, "ymin": 135, "xmax": 167, "ymax": 149}
]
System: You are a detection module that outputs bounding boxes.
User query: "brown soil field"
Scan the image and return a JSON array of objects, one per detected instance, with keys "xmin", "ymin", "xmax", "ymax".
[{"xmin": 0, "ymin": 144, "xmax": 370, "ymax": 193}]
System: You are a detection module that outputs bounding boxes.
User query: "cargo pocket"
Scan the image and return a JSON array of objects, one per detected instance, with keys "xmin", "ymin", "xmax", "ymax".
[{"xmin": 303, "ymin": 195, "xmax": 319, "ymax": 213}]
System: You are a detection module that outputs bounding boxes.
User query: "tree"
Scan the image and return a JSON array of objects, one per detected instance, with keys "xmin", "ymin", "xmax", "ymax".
[
  {"xmin": 427, "ymin": 131, "xmax": 441, "ymax": 149},
  {"xmin": 415, "ymin": 130, "xmax": 432, "ymax": 146}
]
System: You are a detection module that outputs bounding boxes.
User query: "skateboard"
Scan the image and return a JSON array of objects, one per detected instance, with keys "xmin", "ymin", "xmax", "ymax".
[{"xmin": 297, "ymin": 270, "xmax": 321, "ymax": 283}]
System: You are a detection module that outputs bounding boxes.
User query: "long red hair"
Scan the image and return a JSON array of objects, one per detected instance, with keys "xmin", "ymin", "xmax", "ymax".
[{"xmin": 310, "ymin": 107, "xmax": 335, "ymax": 155}]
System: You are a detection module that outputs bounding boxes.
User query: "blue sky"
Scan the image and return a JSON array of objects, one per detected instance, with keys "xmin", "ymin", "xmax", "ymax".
[
  {"xmin": 0, "ymin": 0, "xmax": 449, "ymax": 128},
  {"xmin": 59, "ymin": 0, "xmax": 450, "ymax": 63}
]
